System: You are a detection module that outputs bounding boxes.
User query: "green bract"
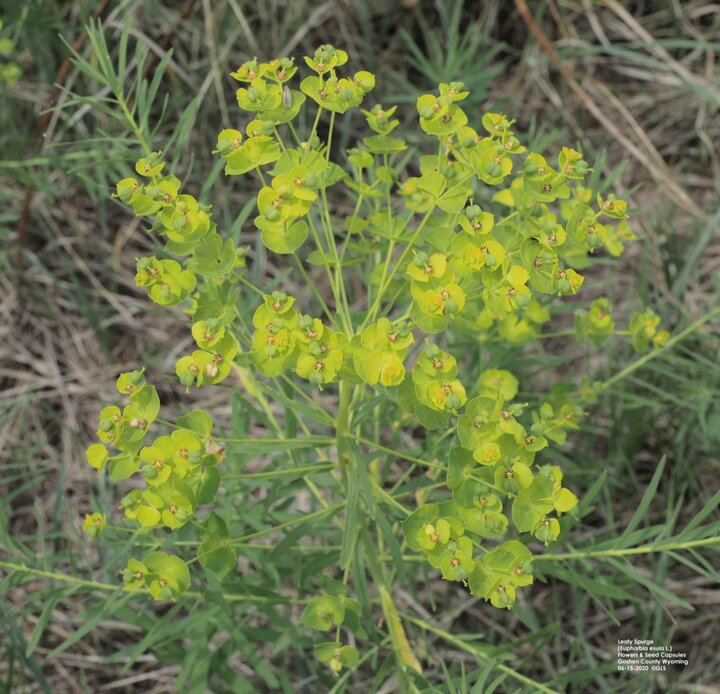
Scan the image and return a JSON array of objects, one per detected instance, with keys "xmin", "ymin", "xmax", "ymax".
[{"xmin": 85, "ymin": 45, "xmax": 671, "ymax": 674}]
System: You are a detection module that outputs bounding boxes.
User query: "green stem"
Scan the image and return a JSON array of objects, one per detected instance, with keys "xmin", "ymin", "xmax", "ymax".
[
  {"xmin": 372, "ymin": 482, "xmax": 411, "ymax": 517},
  {"xmin": 272, "ymin": 126, "xmax": 288, "ymax": 153},
  {"xmin": 223, "ymin": 462, "xmax": 334, "ymax": 479},
  {"xmin": 363, "ymin": 203, "xmax": 441, "ymax": 328},
  {"xmin": 276, "ymin": 374, "xmax": 336, "ymax": 425},
  {"xmin": 117, "ymin": 97, "xmax": 152, "ymax": 156},
  {"xmin": 287, "ymin": 121, "xmax": 302, "ymax": 147},
  {"xmin": 292, "ymin": 253, "xmax": 341, "ymax": 330},
  {"xmin": 338, "ymin": 189, "xmax": 365, "ymax": 267},
  {"xmin": 598, "ymin": 304, "xmax": 720, "ymax": 391},
  {"xmin": 236, "ymin": 272, "xmax": 266, "ymax": 298},
  {"xmin": 320, "ymin": 186, "xmax": 353, "ymax": 333},
  {"xmin": 212, "ymin": 435, "xmax": 334, "ymax": 446},
  {"xmin": 349, "ymin": 434, "xmax": 444, "ymax": 469},
  {"xmin": 534, "ymin": 536, "xmax": 720, "ymax": 562},
  {"xmin": 304, "ymin": 216, "xmax": 349, "ymax": 333},
  {"xmin": 309, "ymin": 104, "xmax": 324, "ymax": 144},
  {"xmin": 230, "ymin": 502, "xmax": 345, "ymax": 544},
  {"xmin": 0, "ymin": 561, "xmax": 308, "ymax": 605},
  {"xmin": 367, "ymin": 151, "xmax": 396, "ymax": 322},
  {"xmin": 254, "ymin": 165, "xmax": 267, "ymax": 187},
  {"xmin": 326, "ymin": 111, "xmax": 336, "ymax": 161}
]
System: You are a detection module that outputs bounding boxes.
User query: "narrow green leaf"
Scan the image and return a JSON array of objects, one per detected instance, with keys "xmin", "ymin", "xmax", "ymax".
[{"xmin": 614, "ymin": 455, "xmax": 666, "ymax": 549}]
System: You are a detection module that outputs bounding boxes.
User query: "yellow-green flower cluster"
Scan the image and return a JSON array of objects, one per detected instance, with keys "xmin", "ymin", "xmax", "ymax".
[{"xmin": 250, "ymin": 292, "xmax": 344, "ymax": 386}]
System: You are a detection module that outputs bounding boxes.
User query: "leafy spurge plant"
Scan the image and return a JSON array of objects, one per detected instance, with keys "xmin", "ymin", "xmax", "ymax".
[{"xmin": 86, "ymin": 44, "xmax": 668, "ymax": 677}]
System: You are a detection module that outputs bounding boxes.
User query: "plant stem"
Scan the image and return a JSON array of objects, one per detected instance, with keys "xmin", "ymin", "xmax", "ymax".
[
  {"xmin": 223, "ymin": 462, "xmax": 334, "ymax": 479},
  {"xmin": 326, "ymin": 111, "xmax": 335, "ymax": 161},
  {"xmin": 363, "ymin": 202, "xmax": 442, "ymax": 328},
  {"xmin": 320, "ymin": 186, "xmax": 353, "ymax": 333},
  {"xmin": 0, "ymin": 560, "xmax": 309, "ymax": 605},
  {"xmin": 117, "ymin": 96, "xmax": 152, "ymax": 156},
  {"xmin": 598, "ymin": 304, "xmax": 720, "ymax": 391},
  {"xmin": 292, "ymin": 253, "xmax": 341, "ymax": 331},
  {"xmin": 349, "ymin": 434, "xmax": 444, "ymax": 469},
  {"xmin": 231, "ymin": 502, "xmax": 345, "ymax": 543},
  {"xmin": 235, "ymin": 272, "xmax": 266, "ymax": 298},
  {"xmin": 534, "ymin": 536, "xmax": 720, "ymax": 562},
  {"xmin": 212, "ymin": 435, "xmax": 334, "ymax": 446},
  {"xmin": 309, "ymin": 104, "xmax": 324, "ymax": 144}
]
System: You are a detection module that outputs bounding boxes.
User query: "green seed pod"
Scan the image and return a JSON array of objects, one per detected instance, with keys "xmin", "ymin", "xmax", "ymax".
[
  {"xmin": 423, "ymin": 343, "xmax": 440, "ymax": 358},
  {"xmin": 354, "ymin": 72, "xmax": 375, "ymax": 92},
  {"xmin": 493, "ymin": 587, "xmax": 514, "ymax": 609},
  {"xmin": 179, "ymin": 372, "xmax": 195, "ymax": 388},
  {"xmin": 264, "ymin": 205, "xmax": 280, "ymax": 222},
  {"xmin": 259, "ymin": 120, "xmax": 275, "ymax": 136},
  {"xmin": 444, "ymin": 298, "xmax": 458, "ymax": 314},
  {"xmin": 419, "ymin": 105, "xmax": 434, "ymax": 120},
  {"xmin": 535, "ymin": 524, "xmax": 554, "ymax": 544},
  {"xmin": 446, "ymin": 393, "xmax": 461, "ymax": 409},
  {"xmin": 142, "ymin": 464, "xmax": 158, "ymax": 479},
  {"xmin": 515, "ymin": 292, "xmax": 530, "ymax": 307},
  {"xmin": 275, "ymin": 182, "xmax": 293, "ymax": 197},
  {"xmin": 586, "ymin": 232, "xmax": 600, "ymax": 248},
  {"xmin": 308, "ymin": 371, "xmax": 323, "ymax": 386},
  {"xmin": 466, "ymin": 204, "xmax": 481, "ymax": 219}
]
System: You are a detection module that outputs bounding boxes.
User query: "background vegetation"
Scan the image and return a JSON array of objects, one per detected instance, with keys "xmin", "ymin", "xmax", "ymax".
[{"xmin": 1, "ymin": 0, "xmax": 719, "ymax": 691}]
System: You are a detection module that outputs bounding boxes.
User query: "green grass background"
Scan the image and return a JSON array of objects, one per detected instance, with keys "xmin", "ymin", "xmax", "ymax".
[{"xmin": 1, "ymin": 0, "xmax": 719, "ymax": 692}]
